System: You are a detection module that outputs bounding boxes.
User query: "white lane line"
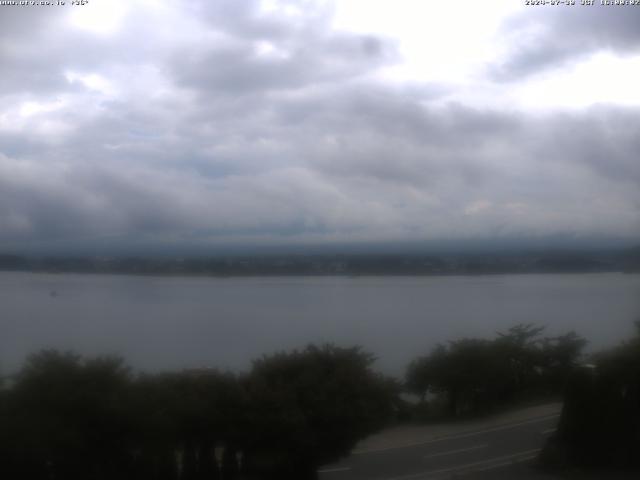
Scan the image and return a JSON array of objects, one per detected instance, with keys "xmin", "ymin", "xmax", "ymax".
[
  {"xmin": 353, "ymin": 414, "xmax": 559, "ymax": 455},
  {"xmin": 474, "ymin": 453, "xmax": 539, "ymax": 473},
  {"xmin": 541, "ymin": 428, "xmax": 557, "ymax": 435},
  {"xmin": 317, "ymin": 466, "xmax": 351, "ymax": 474},
  {"xmin": 382, "ymin": 448, "xmax": 541, "ymax": 480},
  {"xmin": 423, "ymin": 444, "xmax": 488, "ymax": 460}
]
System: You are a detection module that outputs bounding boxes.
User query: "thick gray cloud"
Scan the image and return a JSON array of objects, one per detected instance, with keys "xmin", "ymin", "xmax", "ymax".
[
  {"xmin": 171, "ymin": 0, "xmax": 396, "ymax": 96},
  {"xmin": 0, "ymin": 0, "xmax": 638, "ymax": 251},
  {"xmin": 494, "ymin": 4, "xmax": 640, "ymax": 80}
]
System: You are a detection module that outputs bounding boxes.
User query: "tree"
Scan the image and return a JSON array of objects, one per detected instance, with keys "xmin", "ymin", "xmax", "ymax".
[
  {"xmin": 243, "ymin": 344, "xmax": 398, "ymax": 479},
  {"xmin": 130, "ymin": 369, "xmax": 245, "ymax": 480},
  {"xmin": 405, "ymin": 324, "xmax": 587, "ymax": 419},
  {"xmin": 3, "ymin": 350, "xmax": 134, "ymax": 480},
  {"xmin": 0, "ymin": 345, "xmax": 398, "ymax": 480},
  {"xmin": 542, "ymin": 321, "xmax": 640, "ymax": 471},
  {"xmin": 540, "ymin": 331, "xmax": 588, "ymax": 392}
]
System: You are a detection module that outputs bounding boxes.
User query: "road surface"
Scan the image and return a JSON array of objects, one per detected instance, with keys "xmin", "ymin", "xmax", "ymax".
[{"xmin": 318, "ymin": 404, "xmax": 562, "ymax": 480}]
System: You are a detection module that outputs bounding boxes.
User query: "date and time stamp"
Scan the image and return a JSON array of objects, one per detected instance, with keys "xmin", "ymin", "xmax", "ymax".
[
  {"xmin": 525, "ymin": 0, "xmax": 640, "ymax": 5},
  {"xmin": 2, "ymin": 0, "xmax": 640, "ymax": 5},
  {"xmin": 0, "ymin": 1, "xmax": 89, "ymax": 6},
  {"xmin": 1, "ymin": 0, "xmax": 638, "ymax": 8},
  {"xmin": 1, "ymin": 0, "xmax": 639, "ymax": 6}
]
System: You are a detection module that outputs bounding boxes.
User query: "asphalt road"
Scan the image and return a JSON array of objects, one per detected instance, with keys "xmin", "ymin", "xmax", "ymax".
[{"xmin": 318, "ymin": 411, "xmax": 560, "ymax": 480}]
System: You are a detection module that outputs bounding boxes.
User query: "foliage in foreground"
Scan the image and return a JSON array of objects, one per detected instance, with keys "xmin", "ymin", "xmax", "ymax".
[
  {"xmin": 0, "ymin": 345, "xmax": 398, "ymax": 480},
  {"xmin": 541, "ymin": 321, "xmax": 640, "ymax": 471},
  {"xmin": 405, "ymin": 324, "xmax": 587, "ymax": 418},
  {"xmin": 4, "ymin": 320, "xmax": 629, "ymax": 479}
]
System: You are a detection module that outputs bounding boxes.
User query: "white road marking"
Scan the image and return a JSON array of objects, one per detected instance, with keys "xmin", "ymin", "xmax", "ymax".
[
  {"xmin": 474, "ymin": 453, "xmax": 540, "ymax": 473},
  {"xmin": 383, "ymin": 448, "xmax": 541, "ymax": 480},
  {"xmin": 317, "ymin": 466, "xmax": 351, "ymax": 474},
  {"xmin": 541, "ymin": 428, "xmax": 557, "ymax": 435},
  {"xmin": 353, "ymin": 413, "xmax": 560, "ymax": 455},
  {"xmin": 423, "ymin": 444, "xmax": 488, "ymax": 460}
]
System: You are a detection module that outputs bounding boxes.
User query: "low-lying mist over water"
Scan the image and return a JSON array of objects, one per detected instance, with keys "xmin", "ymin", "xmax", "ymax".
[{"xmin": 1, "ymin": 271, "xmax": 638, "ymax": 377}]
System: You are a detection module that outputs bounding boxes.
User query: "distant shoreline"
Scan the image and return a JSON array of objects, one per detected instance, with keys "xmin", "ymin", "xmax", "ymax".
[{"xmin": 1, "ymin": 249, "xmax": 638, "ymax": 278}]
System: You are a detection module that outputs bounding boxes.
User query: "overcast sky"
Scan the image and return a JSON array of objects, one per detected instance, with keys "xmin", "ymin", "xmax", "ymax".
[{"xmin": 1, "ymin": 0, "xmax": 639, "ymax": 253}]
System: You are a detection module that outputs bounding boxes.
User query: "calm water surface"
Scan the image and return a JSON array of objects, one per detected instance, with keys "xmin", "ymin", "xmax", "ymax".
[{"xmin": 1, "ymin": 272, "xmax": 639, "ymax": 377}]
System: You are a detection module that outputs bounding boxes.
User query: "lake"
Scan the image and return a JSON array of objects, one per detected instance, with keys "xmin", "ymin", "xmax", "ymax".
[{"xmin": 1, "ymin": 272, "xmax": 639, "ymax": 377}]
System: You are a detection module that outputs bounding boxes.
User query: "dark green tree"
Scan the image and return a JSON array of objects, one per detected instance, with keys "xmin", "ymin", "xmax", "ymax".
[
  {"xmin": 242, "ymin": 344, "xmax": 398, "ymax": 479},
  {"xmin": 542, "ymin": 321, "xmax": 640, "ymax": 471},
  {"xmin": 540, "ymin": 331, "xmax": 588, "ymax": 392},
  {"xmin": 406, "ymin": 324, "xmax": 586, "ymax": 419},
  {"xmin": 3, "ymin": 350, "xmax": 134, "ymax": 480}
]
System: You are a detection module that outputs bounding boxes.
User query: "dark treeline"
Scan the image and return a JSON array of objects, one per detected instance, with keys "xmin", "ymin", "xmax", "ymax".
[
  {"xmin": 0, "ymin": 345, "xmax": 398, "ymax": 480},
  {"xmin": 1, "ymin": 323, "xmax": 637, "ymax": 479},
  {"xmin": 0, "ymin": 247, "xmax": 639, "ymax": 276},
  {"xmin": 406, "ymin": 323, "xmax": 640, "ymax": 472},
  {"xmin": 404, "ymin": 324, "xmax": 587, "ymax": 419},
  {"xmin": 541, "ymin": 321, "xmax": 640, "ymax": 472}
]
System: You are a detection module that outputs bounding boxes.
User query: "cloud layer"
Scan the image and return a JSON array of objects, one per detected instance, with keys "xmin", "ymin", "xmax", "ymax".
[{"xmin": 0, "ymin": 0, "xmax": 638, "ymax": 252}]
